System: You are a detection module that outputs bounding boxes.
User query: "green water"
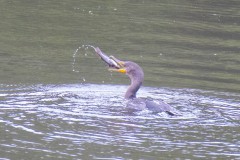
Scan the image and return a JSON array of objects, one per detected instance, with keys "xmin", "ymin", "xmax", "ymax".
[
  {"xmin": 0, "ymin": 0, "xmax": 240, "ymax": 159},
  {"xmin": 1, "ymin": 0, "xmax": 239, "ymax": 92}
]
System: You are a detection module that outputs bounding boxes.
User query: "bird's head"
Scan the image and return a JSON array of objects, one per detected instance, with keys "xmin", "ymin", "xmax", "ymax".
[{"xmin": 108, "ymin": 56, "xmax": 144, "ymax": 83}]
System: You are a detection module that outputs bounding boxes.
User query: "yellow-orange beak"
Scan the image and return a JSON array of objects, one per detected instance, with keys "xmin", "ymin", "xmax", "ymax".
[
  {"xmin": 113, "ymin": 68, "xmax": 127, "ymax": 73},
  {"xmin": 108, "ymin": 60, "xmax": 126, "ymax": 74}
]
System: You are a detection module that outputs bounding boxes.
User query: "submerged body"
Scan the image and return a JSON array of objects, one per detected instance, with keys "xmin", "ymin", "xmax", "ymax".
[
  {"xmin": 95, "ymin": 47, "xmax": 175, "ymax": 115},
  {"xmin": 127, "ymin": 98, "xmax": 175, "ymax": 115}
]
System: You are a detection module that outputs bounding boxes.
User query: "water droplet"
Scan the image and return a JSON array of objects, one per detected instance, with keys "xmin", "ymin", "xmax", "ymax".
[{"xmin": 89, "ymin": 11, "xmax": 93, "ymax": 15}]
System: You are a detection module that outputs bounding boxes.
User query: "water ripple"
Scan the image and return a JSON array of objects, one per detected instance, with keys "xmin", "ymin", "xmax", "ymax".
[{"xmin": 0, "ymin": 84, "xmax": 239, "ymax": 159}]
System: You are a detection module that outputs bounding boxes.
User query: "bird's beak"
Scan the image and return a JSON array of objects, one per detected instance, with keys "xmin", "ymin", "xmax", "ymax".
[
  {"xmin": 108, "ymin": 56, "xmax": 126, "ymax": 74},
  {"xmin": 93, "ymin": 47, "xmax": 126, "ymax": 73}
]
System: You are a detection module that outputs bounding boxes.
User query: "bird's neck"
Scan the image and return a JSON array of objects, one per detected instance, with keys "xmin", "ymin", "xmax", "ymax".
[{"xmin": 125, "ymin": 79, "xmax": 142, "ymax": 99}]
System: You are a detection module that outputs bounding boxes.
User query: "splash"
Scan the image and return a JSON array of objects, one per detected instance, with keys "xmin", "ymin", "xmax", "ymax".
[
  {"xmin": 72, "ymin": 45, "xmax": 97, "ymax": 82},
  {"xmin": 72, "ymin": 45, "xmax": 96, "ymax": 73}
]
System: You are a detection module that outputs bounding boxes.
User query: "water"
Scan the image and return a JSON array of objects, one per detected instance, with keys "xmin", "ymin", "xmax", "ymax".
[
  {"xmin": 72, "ymin": 45, "xmax": 97, "ymax": 73},
  {"xmin": 0, "ymin": 84, "xmax": 239, "ymax": 159},
  {"xmin": 0, "ymin": 0, "xmax": 240, "ymax": 159}
]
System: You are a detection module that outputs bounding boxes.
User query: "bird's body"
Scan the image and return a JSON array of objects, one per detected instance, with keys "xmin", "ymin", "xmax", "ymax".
[
  {"xmin": 122, "ymin": 61, "xmax": 175, "ymax": 115},
  {"xmin": 126, "ymin": 97, "xmax": 175, "ymax": 115}
]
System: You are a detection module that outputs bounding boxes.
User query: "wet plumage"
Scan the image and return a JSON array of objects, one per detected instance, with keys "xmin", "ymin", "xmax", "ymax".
[{"xmin": 121, "ymin": 61, "xmax": 175, "ymax": 115}]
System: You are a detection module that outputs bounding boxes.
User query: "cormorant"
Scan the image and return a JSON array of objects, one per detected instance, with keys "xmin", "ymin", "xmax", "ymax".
[{"xmin": 95, "ymin": 47, "xmax": 175, "ymax": 115}]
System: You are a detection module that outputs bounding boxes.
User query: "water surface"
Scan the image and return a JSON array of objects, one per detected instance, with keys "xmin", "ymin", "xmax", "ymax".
[
  {"xmin": 0, "ymin": 0, "xmax": 240, "ymax": 159},
  {"xmin": 0, "ymin": 84, "xmax": 239, "ymax": 159}
]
